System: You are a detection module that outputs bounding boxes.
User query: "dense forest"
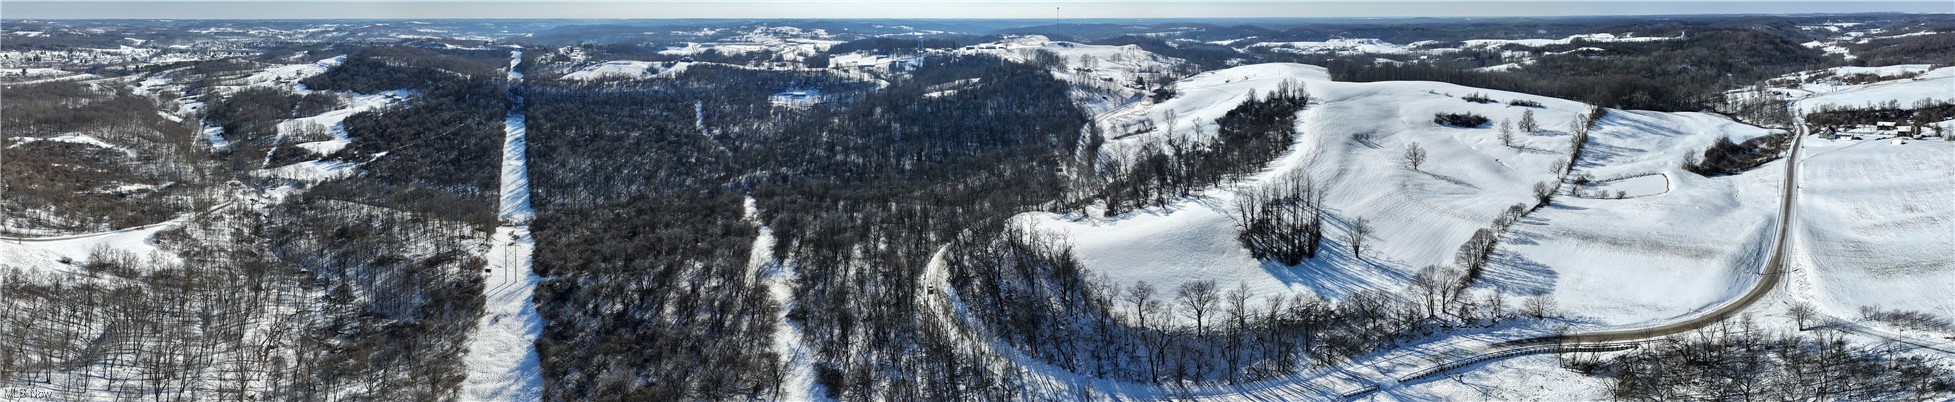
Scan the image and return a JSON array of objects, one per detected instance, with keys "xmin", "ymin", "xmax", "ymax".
[
  {"xmin": 745, "ymin": 54, "xmax": 1089, "ymax": 400},
  {"xmin": 3, "ymin": 45, "xmax": 505, "ymax": 399},
  {"xmin": 1315, "ymin": 28, "xmax": 1837, "ymax": 111},
  {"xmin": 299, "ymin": 47, "xmax": 509, "ymax": 225},
  {"xmin": 524, "ymin": 62, "xmax": 815, "ymax": 399}
]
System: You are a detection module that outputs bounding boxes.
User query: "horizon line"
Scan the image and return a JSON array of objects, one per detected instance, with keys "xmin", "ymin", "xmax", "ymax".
[{"xmin": 3, "ymin": 1, "xmax": 1949, "ymax": 20}]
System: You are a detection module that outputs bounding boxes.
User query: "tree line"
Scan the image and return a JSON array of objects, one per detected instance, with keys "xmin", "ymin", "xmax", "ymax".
[{"xmin": 1090, "ymin": 79, "xmax": 1311, "ymax": 216}]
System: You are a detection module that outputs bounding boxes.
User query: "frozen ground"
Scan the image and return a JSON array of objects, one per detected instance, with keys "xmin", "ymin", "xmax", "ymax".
[
  {"xmin": 1376, "ymin": 355, "xmax": 1611, "ymax": 401},
  {"xmin": 1246, "ymin": 38, "xmax": 1413, "ymax": 55},
  {"xmin": 1789, "ymin": 137, "xmax": 1955, "ymax": 323},
  {"xmin": 461, "ymin": 49, "xmax": 544, "ymax": 402},
  {"xmin": 461, "ymin": 226, "xmax": 545, "ymax": 402},
  {"xmin": 1460, "ymin": 32, "xmax": 1678, "ymax": 48}
]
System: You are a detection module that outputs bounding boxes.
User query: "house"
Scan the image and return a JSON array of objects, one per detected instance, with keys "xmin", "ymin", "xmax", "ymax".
[{"xmin": 1876, "ymin": 121, "xmax": 1898, "ymax": 132}]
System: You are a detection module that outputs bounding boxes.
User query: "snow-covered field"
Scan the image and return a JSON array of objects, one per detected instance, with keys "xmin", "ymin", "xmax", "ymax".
[
  {"xmin": 0, "ymin": 213, "xmax": 191, "ymax": 277},
  {"xmin": 226, "ymin": 55, "xmax": 345, "ymax": 93},
  {"xmin": 1790, "ymin": 137, "xmax": 1955, "ymax": 323},
  {"xmin": 280, "ymin": 89, "xmax": 414, "ymax": 156},
  {"xmin": 257, "ymin": 159, "xmax": 363, "ymax": 181},
  {"xmin": 1461, "ymin": 32, "xmax": 1678, "ymax": 48},
  {"xmin": 1022, "ymin": 62, "xmax": 1792, "ymax": 332},
  {"xmin": 560, "ymin": 59, "xmax": 680, "ymax": 80},
  {"xmin": 962, "ymin": 35, "xmax": 1191, "ymax": 115},
  {"xmin": 6, "ymin": 133, "xmax": 137, "ymax": 157},
  {"xmin": 1247, "ymin": 38, "xmax": 1413, "ymax": 55},
  {"xmin": 1580, "ymin": 173, "xmax": 1669, "ymax": 198},
  {"xmin": 1382, "ymin": 355, "xmax": 1611, "ymax": 401},
  {"xmin": 1033, "ymin": 64, "xmax": 1577, "ymax": 313},
  {"xmin": 1794, "ymin": 66, "xmax": 1955, "ymax": 112},
  {"xmin": 1492, "ymin": 111, "xmax": 1785, "ymax": 328}
]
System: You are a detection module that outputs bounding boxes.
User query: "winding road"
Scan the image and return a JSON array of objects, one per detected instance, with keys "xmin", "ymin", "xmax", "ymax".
[
  {"xmin": 915, "ymin": 109, "xmax": 1820, "ymax": 400},
  {"xmin": 1515, "ymin": 123, "xmax": 1803, "ymax": 345},
  {"xmin": 1340, "ymin": 113, "xmax": 1811, "ymax": 399}
]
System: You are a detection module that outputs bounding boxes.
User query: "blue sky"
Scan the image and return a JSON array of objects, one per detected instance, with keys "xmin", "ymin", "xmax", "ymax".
[{"xmin": 2, "ymin": 1, "xmax": 1948, "ymax": 19}]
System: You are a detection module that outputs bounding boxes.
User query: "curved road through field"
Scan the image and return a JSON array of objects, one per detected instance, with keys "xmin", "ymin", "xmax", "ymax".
[
  {"xmin": 1343, "ymin": 110, "xmax": 1812, "ymax": 399},
  {"xmin": 1383, "ymin": 98, "xmax": 1955, "ymax": 391},
  {"xmin": 1515, "ymin": 125, "xmax": 1803, "ymax": 345},
  {"xmin": 924, "ymin": 108, "xmax": 1816, "ymax": 400}
]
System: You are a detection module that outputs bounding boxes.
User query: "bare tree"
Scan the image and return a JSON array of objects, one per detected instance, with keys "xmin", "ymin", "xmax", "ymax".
[
  {"xmin": 1411, "ymin": 265, "xmax": 1458, "ymax": 318},
  {"xmin": 1403, "ymin": 142, "xmax": 1427, "ymax": 171},
  {"xmin": 1175, "ymin": 280, "xmax": 1220, "ymax": 335},
  {"xmin": 1532, "ymin": 181, "xmax": 1556, "ymax": 208},
  {"xmin": 1498, "ymin": 119, "xmax": 1515, "ymax": 147},
  {"xmin": 1343, "ymin": 217, "xmax": 1371, "ymax": 259},
  {"xmin": 1788, "ymin": 301, "xmax": 1815, "ymax": 331},
  {"xmin": 1123, "ymin": 281, "xmax": 1165, "ymax": 379},
  {"xmin": 1162, "ymin": 109, "xmax": 1178, "ymax": 138},
  {"xmin": 1519, "ymin": 109, "xmax": 1538, "ymax": 133},
  {"xmin": 1223, "ymin": 282, "xmax": 1252, "ymax": 382},
  {"xmin": 1454, "ymin": 229, "xmax": 1498, "ymax": 287},
  {"xmin": 1484, "ymin": 291, "xmax": 1508, "ymax": 322},
  {"xmin": 1124, "ymin": 281, "xmax": 1157, "ymax": 328},
  {"xmin": 1524, "ymin": 295, "xmax": 1556, "ymax": 319}
]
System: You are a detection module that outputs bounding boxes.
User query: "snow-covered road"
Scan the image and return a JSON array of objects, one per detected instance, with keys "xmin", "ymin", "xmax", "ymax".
[{"xmin": 461, "ymin": 48, "xmax": 544, "ymax": 402}]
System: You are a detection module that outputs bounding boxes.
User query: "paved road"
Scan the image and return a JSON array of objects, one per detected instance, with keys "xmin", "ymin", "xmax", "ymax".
[
  {"xmin": 1528, "ymin": 127, "xmax": 1804, "ymax": 345},
  {"xmin": 1343, "ymin": 117, "xmax": 1811, "ymax": 400}
]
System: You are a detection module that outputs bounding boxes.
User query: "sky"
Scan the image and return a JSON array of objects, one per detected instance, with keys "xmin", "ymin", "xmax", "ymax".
[{"xmin": 1, "ymin": 0, "xmax": 1948, "ymax": 19}]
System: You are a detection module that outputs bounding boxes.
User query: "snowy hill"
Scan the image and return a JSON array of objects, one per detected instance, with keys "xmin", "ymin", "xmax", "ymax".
[
  {"xmin": 1029, "ymin": 63, "xmax": 1788, "ymax": 332},
  {"xmin": 1793, "ymin": 66, "xmax": 1955, "ymax": 112},
  {"xmin": 1492, "ymin": 111, "xmax": 1784, "ymax": 328},
  {"xmin": 1791, "ymin": 138, "xmax": 1955, "ymax": 324},
  {"xmin": 958, "ymin": 35, "xmax": 1194, "ymax": 115}
]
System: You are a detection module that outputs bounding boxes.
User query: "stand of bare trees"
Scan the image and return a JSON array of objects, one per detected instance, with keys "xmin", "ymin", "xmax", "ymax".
[
  {"xmin": 2, "ymin": 193, "xmax": 486, "ymax": 400},
  {"xmin": 1232, "ymin": 171, "xmax": 1326, "ymax": 265},
  {"xmin": 951, "ymin": 224, "xmax": 1467, "ymax": 386},
  {"xmin": 1573, "ymin": 318, "xmax": 1955, "ymax": 401},
  {"xmin": 1093, "ymin": 80, "xmax": 1310, "ymax": 216}
]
